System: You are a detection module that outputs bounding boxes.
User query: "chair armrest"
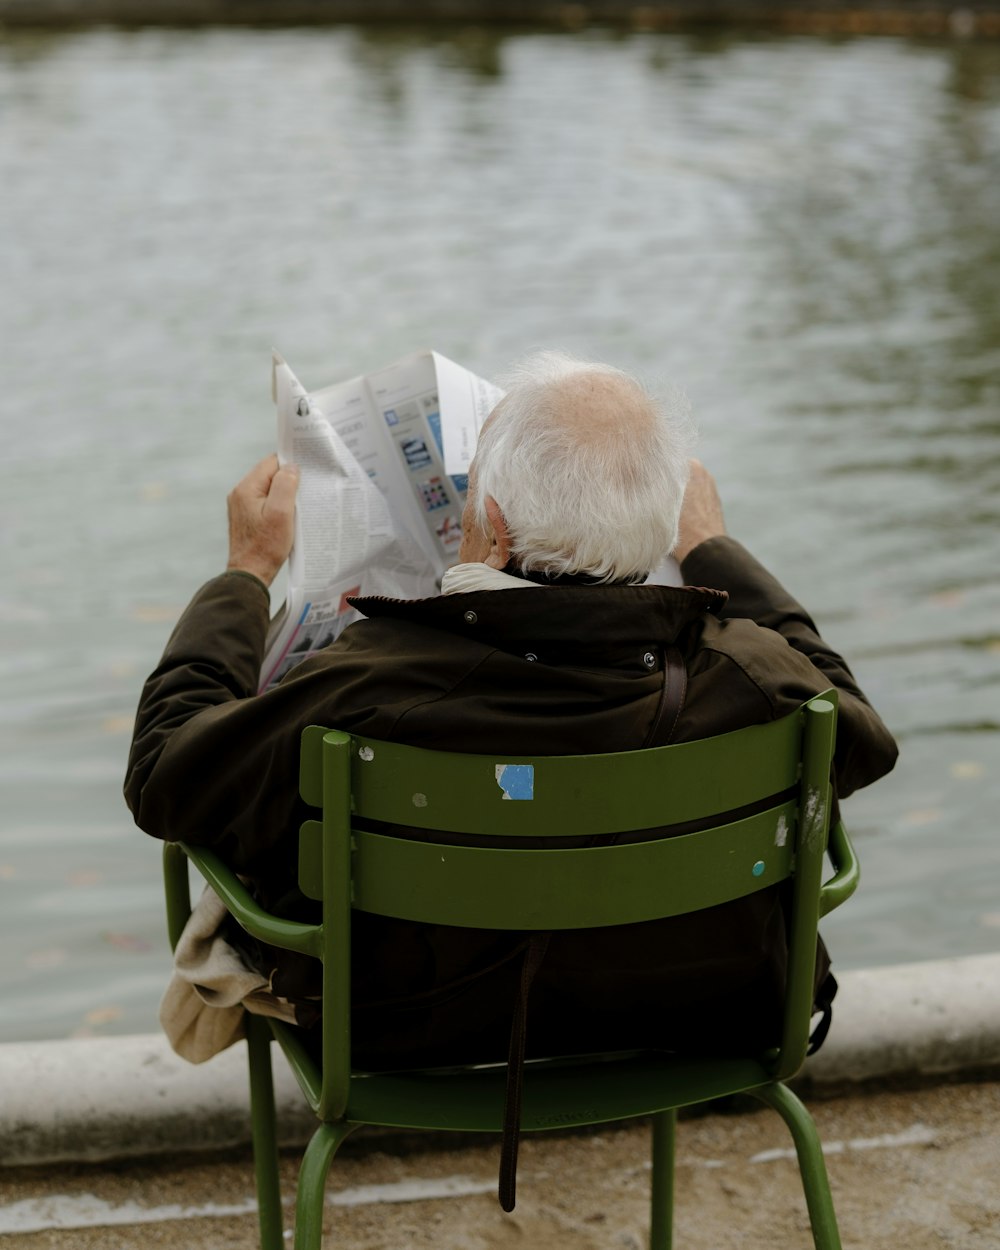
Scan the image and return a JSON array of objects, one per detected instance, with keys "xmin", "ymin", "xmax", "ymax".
[
  {"xmin": 179, "ymin": 842, "xmax": 323, "ymax": 959},
  {"xmin": 163, "ymin": 842, "xmax": 193, "ymax": 952},
  {"xmin": 818, "ymin": 820, "xmax": 859, "ymax": 918}
]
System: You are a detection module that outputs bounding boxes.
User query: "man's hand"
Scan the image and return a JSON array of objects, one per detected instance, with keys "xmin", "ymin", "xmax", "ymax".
[
  {"xmin": 226, "ymin": 455, "xmax": 300, "ymax": 588},
  {"xmin": 673, "ymin": 459, "xmax": 727, "ymax": 563}
]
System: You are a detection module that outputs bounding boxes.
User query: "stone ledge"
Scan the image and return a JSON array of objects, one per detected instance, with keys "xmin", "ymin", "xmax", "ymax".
[
  {"xmin": 2, "ymin": 952, "xmax": 999, "ymax": 1168},
  {"xmin": 802, "ymin": 952, "xmax": 1000, "ymax": 1086}
]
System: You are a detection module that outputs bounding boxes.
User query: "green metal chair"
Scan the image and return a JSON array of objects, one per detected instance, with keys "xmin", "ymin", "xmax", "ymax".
[{"xmin": 163, "ymin": 691, "xmax": 859, "ymax": 1250}]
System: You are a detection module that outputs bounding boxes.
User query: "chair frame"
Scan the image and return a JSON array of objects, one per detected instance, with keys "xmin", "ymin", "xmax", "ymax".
[{"xmin": 163, "ymin": 691, "xmax": 859, "ymax": 1249}]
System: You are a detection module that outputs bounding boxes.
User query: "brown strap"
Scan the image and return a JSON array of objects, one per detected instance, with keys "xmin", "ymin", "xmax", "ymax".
[
  {"xmin": 497, "ymin": 648, "xmax": 685, "ymax": 1208},
  {"xmin": 498, "ymin": 931, "xmax": 551, "ymax": 1212},
  {"xmin": 641, "ymin": 644, "xmax": 688, "ymax": 748}
]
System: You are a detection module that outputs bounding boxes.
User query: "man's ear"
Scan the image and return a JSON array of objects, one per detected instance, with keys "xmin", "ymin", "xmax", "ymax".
[{"xmin": 484, "ymin": 495, "xmax": 513, "ymax": 569}]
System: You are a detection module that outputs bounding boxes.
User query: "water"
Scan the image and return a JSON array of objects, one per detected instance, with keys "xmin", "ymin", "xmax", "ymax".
[{"xmin": 1, "ymin": 27, "xmax": 998, "ymax": 1044}]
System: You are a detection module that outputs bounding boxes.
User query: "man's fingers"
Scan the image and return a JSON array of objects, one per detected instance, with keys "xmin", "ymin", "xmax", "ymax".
[
  {"xmin": 226, "ymin": 457, "xmax": 298, "ymax": 587},
  {"xmin": 229, "ymin": 455, "xmax": 289, "ymax": 511},
  {"xmin": 234, "ymin": 454, "xmax": 280, "ymax": 500},
  {"xmin": 674, "ymin": 458, "xmax": 726, "ymax": 562},
  {"xmin": 266, "ymin": 463, "xmax": 300, "ymax": 515}
]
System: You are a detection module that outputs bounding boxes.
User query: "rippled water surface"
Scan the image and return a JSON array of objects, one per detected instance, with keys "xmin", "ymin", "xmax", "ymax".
[{"xmin": 1, "ymin": 27, "xmax": 998, "ymax": 1042}]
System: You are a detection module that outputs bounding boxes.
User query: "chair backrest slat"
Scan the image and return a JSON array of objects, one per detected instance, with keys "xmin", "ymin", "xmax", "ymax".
[
  {"xmin": 300, "ymin": 712, "xmax": 804, "ymax": 837},
  {"xmin": 298, "ymin": 801, "xmax": 797, "ymax": 924},
  {"xmin": 355, "ymin": 801, "xmax": 797, "ymax": 928}
]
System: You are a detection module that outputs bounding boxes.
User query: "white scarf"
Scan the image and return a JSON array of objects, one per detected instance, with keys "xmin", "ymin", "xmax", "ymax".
[{"xmin": 440, "ymin": 562, "xmax": 543, "ymax": 596}]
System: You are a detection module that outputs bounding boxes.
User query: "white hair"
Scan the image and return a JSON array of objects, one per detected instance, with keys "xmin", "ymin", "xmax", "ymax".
[{"xmin": 472, "ymin": 351, "xmax": 695, "ymax": 583}]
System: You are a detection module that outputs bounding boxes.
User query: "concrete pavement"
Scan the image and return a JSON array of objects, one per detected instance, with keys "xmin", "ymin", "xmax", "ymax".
[{"xmin": 2, "ymin": 1077, "xmax": 999, "ymax": 1247}]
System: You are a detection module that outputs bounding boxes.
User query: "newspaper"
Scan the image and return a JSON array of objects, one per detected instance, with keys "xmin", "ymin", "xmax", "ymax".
[{"xmin": 260, "ymin": 351, "xmax": 503, "ymax": 689}]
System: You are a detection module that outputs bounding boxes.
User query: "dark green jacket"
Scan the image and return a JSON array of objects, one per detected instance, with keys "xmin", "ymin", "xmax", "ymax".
[{"xmin": 125, "ymin": 537, "xmax": 897, "ymax": 1064}]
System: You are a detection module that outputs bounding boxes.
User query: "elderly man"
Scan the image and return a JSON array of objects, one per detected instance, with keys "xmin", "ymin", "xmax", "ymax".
[{"xmin": 126, "ymin": 352, "xmax": 896, "ymax": 1076}]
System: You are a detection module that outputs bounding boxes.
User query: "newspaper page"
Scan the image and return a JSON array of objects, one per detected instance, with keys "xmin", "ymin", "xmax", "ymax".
[
  {"xmin": 435, "ymin": 351, "xmax": 506, "ymax": 476},
  {"xmin": 260, "ymin": 351, "xmax": 503, "ymax": 690},
  {"xmin": 364, "ymin": 352, "xmax": 503, "ymax": 565}
]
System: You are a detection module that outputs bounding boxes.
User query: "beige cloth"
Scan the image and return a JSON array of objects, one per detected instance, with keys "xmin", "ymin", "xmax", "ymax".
[{"xmin": 160, "ymin": 885, "xmax": 300, "ymax": 1063}]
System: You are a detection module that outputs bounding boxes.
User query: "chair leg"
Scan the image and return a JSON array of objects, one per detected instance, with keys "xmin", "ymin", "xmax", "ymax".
[
  {"xmin": 749, "ymin": 1083, "xmax": 842, "ymax": 1250},
  {"xmin": 649, "ymin": 1108, "xmax": 676, "ymax": 1250},
  {"xmin": 294, "ymin": 1121, "xmax": 358, "ymax": 1250},
  {"xmin": 246, "ymin": 1014, "xmax": 284, "ymax": 1250}
]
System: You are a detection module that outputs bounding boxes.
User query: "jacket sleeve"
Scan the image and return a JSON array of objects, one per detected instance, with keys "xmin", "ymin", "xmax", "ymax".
[
  {"xmin": 123, "ymin": 572, "xmax": 300, "ymax": 864},
  {"xmin": 680, "ymin": 535, "xmax": 898, "ymax": 797}
]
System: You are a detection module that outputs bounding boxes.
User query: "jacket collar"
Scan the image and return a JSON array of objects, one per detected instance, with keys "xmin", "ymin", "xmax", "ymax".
[{"xmin": 349, "ymin": 581, "xmax": 728, "ymax": 652}]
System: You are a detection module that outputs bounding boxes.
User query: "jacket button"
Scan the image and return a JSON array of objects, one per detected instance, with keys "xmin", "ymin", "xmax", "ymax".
[
  {"xmin": 642, "ymin": 651, "xmax": 657, "ymax": 669},
  {"xmin": 463, "ymin": 610, "xmax": 478, "ymax": 624},
  {"xmin": 525, "ymin": 652, "xmax": 538, "ymax": 663}
]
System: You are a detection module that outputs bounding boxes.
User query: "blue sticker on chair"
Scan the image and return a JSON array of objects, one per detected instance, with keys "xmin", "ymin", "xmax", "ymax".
[{"xmin": 495, "ymin": 764, "xmax": 535, "ymax": 801}]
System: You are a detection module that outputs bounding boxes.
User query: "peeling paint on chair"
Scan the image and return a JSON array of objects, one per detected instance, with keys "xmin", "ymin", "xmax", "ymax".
[{"xmin": 495, "ymin": 764, "xmax": 534, "ymax": 801}]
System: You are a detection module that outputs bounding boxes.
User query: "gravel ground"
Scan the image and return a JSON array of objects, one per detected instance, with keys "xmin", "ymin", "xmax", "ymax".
[{"xmin": 2, "ymin": 1078, "xmax": 999, "ymax": 1249}]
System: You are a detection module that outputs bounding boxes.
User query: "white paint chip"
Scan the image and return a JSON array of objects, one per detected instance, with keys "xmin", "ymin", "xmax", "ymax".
[{"xmin": 804, "ymin": 786, "xmax": 828, "ymax": 849}]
